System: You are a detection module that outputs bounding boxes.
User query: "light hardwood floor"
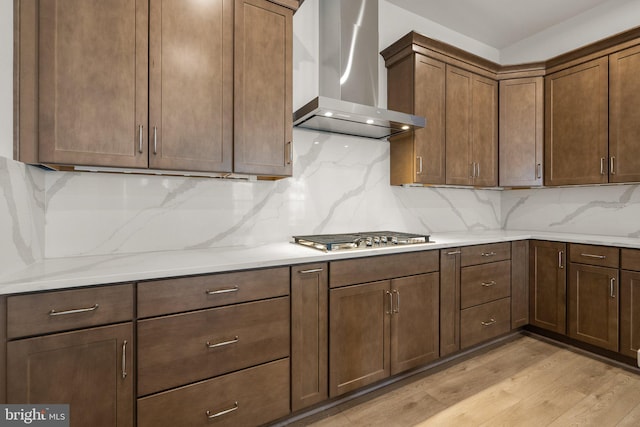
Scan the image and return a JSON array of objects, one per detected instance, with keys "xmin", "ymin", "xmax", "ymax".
[{"xmin": 291, "ymin": 335, "xmax": 640, "ymax": 426}]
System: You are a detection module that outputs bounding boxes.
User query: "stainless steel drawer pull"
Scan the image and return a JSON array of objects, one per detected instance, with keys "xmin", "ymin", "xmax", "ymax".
[
  {"xmin": 206, "ymin": 336, "xmax": 239, "ymax": 349},
  {"xmin": 558, "ymin": 251, "xmax": 564, "ymax": 269},
  {"xmin": 299, "ymin": 268, "xmax": 324, "ymax": 274},
  {"xmin": 610, "ymin": 156, "xmax": 616, "ymax": 175},
  {"xmin": 580, "ymin": 253, "xmax": 606, "ymax": 259},
  {"xmin": 417, "ymin": 156, "xmax": 423, "ymax": 174},
  {"xmin": 153, "ymin": 126, "xmax": 158, "ymax": 155},
  {"xmin": 386, "ymin": 291, "xmax": 393, "ymax": 315},
  {"xmin": 206, "ymin": 402, "xmax": 238, "ymax": 419},
  {"xmin": 447, "ymin": 250, "xmax": 461, "ymax": 255},
  {"xmin": 481, "ymin": 281, "xmax": 496, "ymax": 287},
  {"xmin": 122, "ymin": 340, "xmax": 128, "ymax": 379},
  {"xmin": 481, "ymin": 318, "xmax": 497, "ymax": 326},
  {"xmin": 481, "ymin": 252, "xmax": 496, "ymax": 257},
  {"xmin": 600, "ymin": 157, "xmax": 606, "ymax": 175},
  {"xmin": 49, "ymin": 304, "xmax": 99, "ymax": 317},
  {"xmin": 206, "ymin": 286, "xmax": 239, "ymax": 295},
  {"xmin": 393, "ymin": 289, "xmax": 400, "ymax": 314},
  {"xmin": 536, "ymin": 163, "xmax": 542, "ymax": 179}
]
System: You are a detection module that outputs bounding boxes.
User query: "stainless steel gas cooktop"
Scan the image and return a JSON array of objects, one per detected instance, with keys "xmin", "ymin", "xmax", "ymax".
[{"xmin": 292, "ymin": 231, "xmax": 432, "ymax": 252}]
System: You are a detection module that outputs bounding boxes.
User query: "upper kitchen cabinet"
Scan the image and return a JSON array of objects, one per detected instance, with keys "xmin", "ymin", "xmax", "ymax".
[
  {"xmin": 544, "ymin": 57, "xmax": 609, "ymax": 186},
  {"xmin": 609, "ymin": 44, "xmax": 640, "ymax": 183},
  {"xmin": 386, "ymin": 54, "xmax": 446, "ymax": 185},
  {"xmin": 499, "ymin": 77, "xmax": 544, "ymax": 187},
  {"xmin": 233, "ymin": 0, "xmax": 293, "ymax": 177},
  {"xmin": 16, "ymin": 0, "xmax": 298, "ymax": 177},
  {"xmin": 445, "ymin": 66, "xmax": 498, "ymax": 187},
  {"xmin": 382, "ymin": 32, "xmax": 498, "ymax": 187}
]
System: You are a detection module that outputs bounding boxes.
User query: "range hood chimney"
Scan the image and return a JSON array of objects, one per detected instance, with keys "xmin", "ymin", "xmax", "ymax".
[{"xmin": 293, "ymin": 0, "xmax": 425, "ymax": 139}]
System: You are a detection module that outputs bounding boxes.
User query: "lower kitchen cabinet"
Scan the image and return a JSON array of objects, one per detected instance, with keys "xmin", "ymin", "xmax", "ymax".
[
  {"xmin": 137, "ymin": 358, "xmax": 289, "ymax": 427},
  {"xmin": 329, "ymin": 273, "xmax": 439, "ymax": 397},
  {"xmin": 511, "ymin": 240, "xmax": 530, "ymax": 328},
  {"xmin": 621, "ymin": 270, "xmax": 640, "ymax": 358},
  {"xmin": 440, "ymin": 248, "xmax": 461, "ymax": 357},
  {"xmin": 7, "ymin": 323, "xmax": 134, "ymax": 427},
  {"xmin": 529, "ymin": 240, "xmax": 567, "ymax": 334},
  {"xmin": 461, "ymin": 297, "xmax": 511, "ymax": 348},
  {"xmin": 291, "ymin": 263, "xmax": 328, "ymax": 412}
]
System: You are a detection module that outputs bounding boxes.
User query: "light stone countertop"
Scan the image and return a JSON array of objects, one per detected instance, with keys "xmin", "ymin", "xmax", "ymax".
[{"xmin": 1, "ymin": 229, "xmax": 640, "ymax": 295}]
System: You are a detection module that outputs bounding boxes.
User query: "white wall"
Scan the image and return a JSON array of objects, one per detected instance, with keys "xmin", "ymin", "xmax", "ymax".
[
  {"xmin": 500, "ymin": 0, "xmax": 640, "ymax": 64},
  {"xmin": 0, "ymin": 1, "xmax": 13, "ymax": 159}
]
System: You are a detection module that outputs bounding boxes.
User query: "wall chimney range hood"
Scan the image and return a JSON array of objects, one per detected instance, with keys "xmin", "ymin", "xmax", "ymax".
[{"xmin": 293, "ymin": 0, "xmax": 425, "ymax": 139}]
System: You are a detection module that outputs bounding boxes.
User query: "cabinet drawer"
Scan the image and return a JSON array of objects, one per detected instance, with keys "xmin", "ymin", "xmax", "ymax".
[
  {"xmin": 461, "ymin": 242, "xmax": 510, "ymax": 267},
  {"xmin": 137, "ymin": 297, "xmax": 290, "ymax": 396},
  {"xmin": 138, "ymin": 267, "xmax": 289, "ymax": 318},
  {"xmin": 461, "ymin": 297, "xmax": 511, "ymax": 348},
  {"xmin": 569, "ymin": 244, "xmax": 619, "ymax": 268},
  {"xmin": 461, "ymin": 260, "xmax": 511, "ymax": 309},
  {"xmin": 621, "ymin": 248, "xmax": 640, "ymax": 271},
  {"xmin": 138, "ymin": 358, "xmax": 290, "ymax": 427},
  {"xmin": 330, "ymin": 250, "xmax": 438, "ymax": 288},
  {"xmin": 7, "ymin": 284, "xmax": 133, "ymax": 339}
]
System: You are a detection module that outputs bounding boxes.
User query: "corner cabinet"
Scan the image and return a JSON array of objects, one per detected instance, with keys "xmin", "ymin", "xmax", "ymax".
[
  {"xmin": 621, "ymin": 249, "xmax": 640, "ymax": 358},
  {"xmin": 16, "ymin": 0, "xmax": 296, "ymax": 177}
]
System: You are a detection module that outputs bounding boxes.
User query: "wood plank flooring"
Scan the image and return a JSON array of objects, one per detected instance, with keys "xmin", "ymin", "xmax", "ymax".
[{"xmin": 290, "ymin": 335, "xmax": 640, "ymax": 426}]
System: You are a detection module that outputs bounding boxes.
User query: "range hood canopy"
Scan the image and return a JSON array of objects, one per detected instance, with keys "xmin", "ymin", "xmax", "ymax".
[{"xmin": 293, "ymin": 0, "xmax": 425, "ymax": 140}]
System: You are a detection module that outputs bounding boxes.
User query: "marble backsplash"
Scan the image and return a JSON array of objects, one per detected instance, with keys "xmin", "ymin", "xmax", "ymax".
[{"xmin": 3, "ymin": 128, "xmax": 640, "ymax": 274}]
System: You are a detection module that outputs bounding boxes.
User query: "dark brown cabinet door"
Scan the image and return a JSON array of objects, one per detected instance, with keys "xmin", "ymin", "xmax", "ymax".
[
  {"xmin": 511, "ymin": 240, "xmax": 530, "ymax": 329},
  {"xmin": 446, "ymin": 66, "xmax": 473, "ymax": 185},
  {"xmin": 569, "ymin": 264, "xmax": 619, "ymax": 351},
  {"xmin": 499, "ymin": 77, "xmax": 544, "ymax": 187},
  {"xmin": 529, "ymin": 240, "xmax": 567, "ymax": 334},
  {"xmin": 440, "ymin": 248, "xmax": 461, "ymax": 357},
  {"xmin": 148, "ymin": 0, "xmax": 233, "ymax": 172},
  {"xmin": 7, "ymin": 323, "xmax": 134, "ymax": 427},
  {"xmin": 388, "ymin": 55, "xmax": 446, "ymax": 185},
  {"xmin": 390, "ymin": 273, "xmax": 439, "ymax": 374},
  {"xmin": 234, "ymin": 0, "xmax": 293, "ymax": 176},
  {"xmin": 38, "ymin": 0, "xmax": 148, "ymax": 168},
  {"xmin": 609, "ymin": 44, "xmax": 640, "ymax": 183},
  {"xmin": 545, "ymin": 57, "xmax": 609, "ymax": 186},
  {"xmin": 329, "ymin": 281, "xmax": 390, "ymax": 397},
  {"xmin": 291, "ymin": 263, "xmax": 328, "ymax": 411},
  {"xmin": 471, "ymin": 74, "xmax": 498, "ymax": 187},
  {"xmin": 620, "ymin": 270, "xmax": 640, "ymax": 358}
]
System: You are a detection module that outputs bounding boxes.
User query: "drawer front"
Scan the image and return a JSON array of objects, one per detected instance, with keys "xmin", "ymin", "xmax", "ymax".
[
  {"xmin": 461, "ymin": 242, "xmax": 511, "ymax": 267},
  {"xmin": 138, "ymin": 358, "xmax": 290, "ymax": 427},
  {"xmin": 330, "ymin": 250, "xmax": 438, "ymax": 288},
  {"xmin": 7, "ymin": 284, "xmax": 133, "ymax": 339},
  {"xmin": 461, "ymin": 260, "xmax": 511, "ymax": 309},
  {"xmin": 461, "ymin": 297, "xmax": 511, "ymax": 348},
  {"xmin": 621, "ymin": 248, "xmax": 640, "ymax": 271},
  {"xmin": 137, "ymin": 297, "xmax": 290, "ymax": 396},
  {"xmin": 138, "ymin": 267, "xmax": 289, "ymax": 318},
  {"xmin": 569, "ymin": 244, "xmax": 619, "ymax": 268}
]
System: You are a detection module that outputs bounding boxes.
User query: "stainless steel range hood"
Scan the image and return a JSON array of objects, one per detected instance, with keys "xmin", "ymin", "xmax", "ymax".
[{"xmin": 293, "ymin": 0, "xmax": 425, "ymax": 140}]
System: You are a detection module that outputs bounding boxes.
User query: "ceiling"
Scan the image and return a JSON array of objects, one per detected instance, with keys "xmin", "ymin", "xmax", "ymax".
[{"xmin": 386, "ymin": 0, "xmax": 616, "ymax": 49}]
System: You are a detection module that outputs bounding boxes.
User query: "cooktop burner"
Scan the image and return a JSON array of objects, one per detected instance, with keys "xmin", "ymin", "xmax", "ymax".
[{"xmin": 292, "ymin": 231, "xmax": 431, "ymax": 252}]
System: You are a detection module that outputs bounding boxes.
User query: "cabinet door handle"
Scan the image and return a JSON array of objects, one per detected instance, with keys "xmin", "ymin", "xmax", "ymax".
[
  {"xmin": 286, "ymin": 141, "xmax": 293, "ymax": 165},
  {"xmin": 392, "ymin": 289, "xmax": 400, "ymax": 314},
  {"xmin": 481, "ymin": 318, "xmax": 496, "ymax": 326},
  {"xmin": 138, "ymin": 125, "xmax": 144, "ymax": 153},
  {"xmin": 481, "ymin": 252, "xmax": 496, "ymax": 257},
  {"xmin": 536, "ymin": 163, "xmax": 542, "ymax": 179},
  {"xmin": 153, "ymin": 126, "xmax": 158, "ymax": 155},
  {"xmin": 610, "ymin": 278, "xmax": 616, "ymax": 298},
  {"xmin": 386, "ymin": 290, "xmax": 393, "ymax": 315},
  {"xmin": 121, "ymin": 340, "xmax": 128, "ymax": 379},
  {"xmin": 580, "ymin": 253, "xmax": 606, "ymax": 260},
  {"xmin": 558, "ymin": 251, "xmax": 564, "ymax": 269},
  {"xmin": 600, "ymin": 157, "xmax": 606, "ymax": 175},
  {"xmin": 447, "ymin": 250, "xmax": 461, "ymax": 256},
  {"xmin": 206, "ymin": 286, "xmax": 239, "ymax": 295},
  {"xmin": 206, "ymin": 402, "xmax": 239, "ymax": 419},
  {"xmin": 416, "ymin": 156, "xmax": 423, "ymax": 174},
  {"xmin": 610, "ymin": 157, "xmax": 615, "ymax": 175},
  {"xmin": 481, "ymin": 281, "xmax": 496, "ymax": 287},
  {"xmin": 476, "ymin": 162, "xmax": 480, "ymax": 178},
  {"xmin": 299, "ymin": 268, "xmax": 324, "ymax": 274},
  {"xmin": 49, "ymin": 303, "xmax": 99, "ymax": 317},
  {"xmin": 470, "ymin": 162, "xmax": 475, "ymax": 178},
  {"xmin": 206, "ymin": 336, "xmax": 239, "ymax": 349}
]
